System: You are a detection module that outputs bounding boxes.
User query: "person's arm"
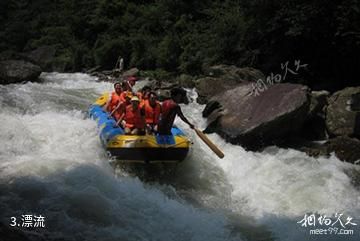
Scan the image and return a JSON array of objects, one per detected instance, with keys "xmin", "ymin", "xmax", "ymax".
[
  {"xmin": 176, "ymin": 106, "xmax": 194, "ymax": 129},
  {"xmin": 116, "ymin": 113, "xmax": 126, "ymax": 127},
  {"xmin": 116, "ymin": 104, "xmax": 126, "ymax": 126}
]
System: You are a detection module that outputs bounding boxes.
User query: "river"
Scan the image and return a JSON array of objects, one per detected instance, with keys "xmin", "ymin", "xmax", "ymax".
[{"xmin": 0, "ymin": 73, "xmax": 359, "ymax": 241}]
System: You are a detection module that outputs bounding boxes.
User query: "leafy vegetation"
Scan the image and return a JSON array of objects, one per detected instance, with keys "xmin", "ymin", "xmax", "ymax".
[{"xmin": 1, "ymin": 0, "xmax": 359, "ymax": 90}]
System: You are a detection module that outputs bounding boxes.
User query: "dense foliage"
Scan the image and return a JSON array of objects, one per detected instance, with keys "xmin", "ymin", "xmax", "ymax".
[{"xmin": 1, "ymin": 0, "xmax": 359, "ymax": 90}]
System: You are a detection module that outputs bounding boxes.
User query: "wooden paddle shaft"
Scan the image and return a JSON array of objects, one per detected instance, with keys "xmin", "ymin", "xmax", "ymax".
[{"xmin": 195, "ymin": 129, "xmax": 225, "ymax": 159}]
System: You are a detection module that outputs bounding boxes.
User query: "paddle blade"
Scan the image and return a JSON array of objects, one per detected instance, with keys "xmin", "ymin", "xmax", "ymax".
[{"xmin": 194, "ymin": 129, "xmax": 225, "ymax": 159}]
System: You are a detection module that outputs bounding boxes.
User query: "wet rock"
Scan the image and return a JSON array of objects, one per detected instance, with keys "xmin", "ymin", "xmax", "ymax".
[
  {"xmin": 150, "ymin": 82, "xmax": 189, "ymax": 103},
  {"xmin": 23, "ymin": 46, "xmax": 57, "ymax": 71},
  {"xmin": 155, "ymin": 88, "xmax": 171, "ymax": 101},
  {"xmin": 203, "ymin": 83, "xmax": 310, "ymax": 150},
  {"xmin": 326, "ymin": 87, "xmax": 360, "ymax": 137},
  {"xmin": 177, "ymin": 74, "xmax": 196, "ymax": 88},
  {"xmin": 325, "ymin": 136, "xmax": 360, "ymax": 164},
  {"xmin": 296, "ymin": 141, "xmax": 330, "ymax": 158},
  {"xmin": 299, "ymin": 90, "xmax": 330, "ymax": 140},
  {"xmin": 86, "ymin": 65, "xmax": 101, "ymax": 74},
  {"xmin": 0, "ymin": 60, "xmax": 42, "ymax": 85},
  {"xmin": 196, "ymin": 66, "xmax": 265, "ymax": 104},
  {"xmin": 309, "ymin": 90, "xmax": 330, "ymax": 117},
  {"xmin": 196, "ymin": 77, "xmax": 226, "ymax": 104},
  {"xmin": 92, "ymin": 72, "xmax": 114, "ymax": 82},
  {"xmin": 297, "ymin": 136, "xmax": 360, "ymax": 164},
  {"xmin": 203, "ymin": 100, "xmax": 222, "ymax": 118},
  {"xmin": 122, "ymin": 67, "xmax": 139, "ymax": 77}
]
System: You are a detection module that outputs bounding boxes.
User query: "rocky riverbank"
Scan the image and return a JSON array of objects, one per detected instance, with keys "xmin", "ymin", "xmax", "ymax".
[
  {"xmin": 1, "ymin": 58, "xmax": 359, "ymax": 164},
  {"xmin": 125, "ymin": 64, "xmax": 359, "ymax": 165}
]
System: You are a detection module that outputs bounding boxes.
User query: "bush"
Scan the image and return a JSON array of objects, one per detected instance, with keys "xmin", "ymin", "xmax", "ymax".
[{"xmin": 94, "ymin": 38, "xmax": 130, "ymax": 69}]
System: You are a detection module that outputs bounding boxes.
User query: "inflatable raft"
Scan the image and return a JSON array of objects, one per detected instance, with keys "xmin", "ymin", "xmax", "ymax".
[{"xmin": 89, "ymin": 93, "xmax": 191, "ymax": 163}]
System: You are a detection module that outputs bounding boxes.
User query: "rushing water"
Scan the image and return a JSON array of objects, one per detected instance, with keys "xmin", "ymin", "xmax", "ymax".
[{"xmin": 0, "ymin": 73, "xmax": 359, "ymax": 241}]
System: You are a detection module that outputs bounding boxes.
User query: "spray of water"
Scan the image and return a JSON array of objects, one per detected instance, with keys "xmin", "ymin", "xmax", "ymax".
[{"xmin": 0, "ymin": 73, "xmax": 359, "ymax": 241}]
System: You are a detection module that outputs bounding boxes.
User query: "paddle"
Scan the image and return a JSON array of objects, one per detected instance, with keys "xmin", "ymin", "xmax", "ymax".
[{"xmin": 194, "ymin": 128, "xmax": 225, "ymax": 159}]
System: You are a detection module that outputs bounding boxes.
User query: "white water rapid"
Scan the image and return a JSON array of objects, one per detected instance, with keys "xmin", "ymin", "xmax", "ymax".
[{"xmin": 0, "ymin": 73, "xmax": 359, "ymax": 241}]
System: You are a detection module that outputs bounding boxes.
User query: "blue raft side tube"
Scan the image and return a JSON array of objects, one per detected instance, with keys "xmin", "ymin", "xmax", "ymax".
[
  {"xmin": 89, "ymin": 104, "xmax": 125, "ymax": 145},
  {"xmin": 100, "ymin": 126, "xmax": 123, "ymax": 145},
  {"xmin": 89, "ymin": 105, "xmax": 116, "ymax": 129},
  {"xmin": 89, "ymin": 105, "xmax": 108, "ymax": 120}
]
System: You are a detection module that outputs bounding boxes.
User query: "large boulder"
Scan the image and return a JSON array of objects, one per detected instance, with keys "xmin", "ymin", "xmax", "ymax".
[
  {"xmin": 325, "ymin": 136, "xmax": 360, "ymax": 164},
  {"xmin": 0, "ymin": 60, "xmax": 42, "ymax": 84},
  {"xmin": 295, "ymin": 136, "xmax": 360, "ymax": 164},
  {"xmin": 203, "ymin": 83, "xmax": 310, "ymax": 150},
  {"xmin": 196, "ymin": 65, "xmax": 265, "ymax": 104},
  {"xmin": 23, "ymin": 45, "xmax": 57, "ymax": 71},
  {"xmin": 326, "ymin": 87, "xmax": 360, "ymax": 137},
  {"xmin": 177, "ymin": 74, "xmax": 196, "ymax": 88},
  {"xmin": 196, "ymin": 77, "xmax": 232, "ymax": 104},
  {"xmin": 122, "ymin": 67, "xmax": 139, "ymax": 77}
]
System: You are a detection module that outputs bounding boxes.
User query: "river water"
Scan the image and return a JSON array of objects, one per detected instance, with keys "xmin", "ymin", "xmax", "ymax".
[{"xmin": 0, "ymin": 73, "xmax": 359, "ymax": 241}]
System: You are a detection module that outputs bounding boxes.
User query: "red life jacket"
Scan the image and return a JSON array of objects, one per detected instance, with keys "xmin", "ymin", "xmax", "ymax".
[
  {"xmin": 143, "ymin": 100, "xmax": 161, "ymax": 124},
  {"xmin": 124, "ymin": 105, "xmax": 144, "ymax": 129},
  {"xmin": 107, "ymin": 91, "xmax": 121, "ymax": 112},
  {"xmin": 158, "ymin": 99, "xmax": 178, "ymax": 134}
]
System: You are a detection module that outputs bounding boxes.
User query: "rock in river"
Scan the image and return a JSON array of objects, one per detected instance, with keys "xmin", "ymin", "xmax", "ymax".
[
  {"xmin": 203, "ymin": 83, "xmax": 310, "ymax": 150},
  {"xmin": 0, "ymin": 60, "xmax": 42, "ymax": 85},
  {"xmin": 196, "ymin": 65, "xmax": 264, "ymax": 104},
  {"xmin": 326, "ymin": 87, "xmax": 360, "ymax": 138}
]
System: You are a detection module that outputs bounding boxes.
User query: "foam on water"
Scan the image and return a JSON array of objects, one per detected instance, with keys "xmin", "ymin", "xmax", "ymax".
[
  {"xmin": 0, "ymin": 73, "xmax": 241, "ymax": 241},
  {"xmin": 177, "ymin": 89, "xmax": 360, "ymax": 240},
  {"xmin": 1, "ymin": 73, "xmax": 359, "ymax": 241}
]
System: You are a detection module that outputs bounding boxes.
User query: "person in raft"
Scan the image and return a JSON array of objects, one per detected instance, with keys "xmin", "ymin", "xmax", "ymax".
[
  {"xmin": 103, "ymin": 82, "xmax": 122, "ymax": 112},
  {"xmin": 137, "ymin": 85, "xmax": 151, "ymax": 104},
  {"xmin": 111, "ymin": 92, "xmax": 133, "ymax": 121},
  {"xmin": 142, "ymin": 91, "xmax": 161, "ymax": 134},
  {"xmin": 119, "ymin": 81, "xmax": 133, "ymax": 103},
  {"xmin": 118, "ymin": 96, "xmax": 145, "ymax": 135},
  {"xmin": 158, "ymin": 88, "xmax": 195, "ymax": 135}
]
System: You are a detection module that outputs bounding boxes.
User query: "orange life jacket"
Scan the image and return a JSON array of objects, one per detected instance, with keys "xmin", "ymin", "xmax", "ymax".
[
  {"xmin": 124, "ymin": 105, "xmax": 144, "ymax": 129},
  {"xmin": 143, "ymin": 100, "xmax": 161, "ymax": 124},
  {"xmin": 119, "ymin": 91, "xmax": 132, "ymax": 103},
  {"xmin": 107, "ymin": 91, "xmax": 121, "ymax": 112},
  {"xmin": 113, "ymin": 101, "xmax": 126, "ymax": 121}
]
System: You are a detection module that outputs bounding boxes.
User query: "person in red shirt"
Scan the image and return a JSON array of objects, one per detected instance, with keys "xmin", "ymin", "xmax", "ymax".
[
  {"xmin": 158, "ymin": 88, "xmax": 194, "ymax": 135},
  {"xmin": 142, "ymin": 92, "xmax": 161, "ymax": 134},
  {"xmin": 103, "ymin": 82, "xmax": 122, "ymax": 113}
]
